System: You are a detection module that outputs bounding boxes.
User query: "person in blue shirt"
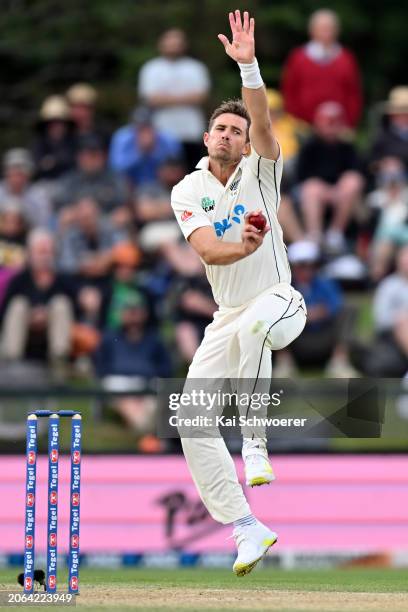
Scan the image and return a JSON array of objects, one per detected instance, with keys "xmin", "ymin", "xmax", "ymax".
[
  {"xmin": 93, "ymin": 290, "xmax": 172, "ymax": 450},
  {"xmin": 273, "ymin": 240, "xmax": 357, "ymax": 377},
  {"xmin": 109, "ymin": 106, "xmax": 183, "ymax": 187}
]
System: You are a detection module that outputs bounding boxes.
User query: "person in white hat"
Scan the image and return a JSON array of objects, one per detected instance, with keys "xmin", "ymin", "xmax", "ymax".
[
  {"xmin": 66, "ymin": 83, "xmax": 98, "ymax": 135},
  {"xmin": 32, "ymin": 95, "xmax": 77, "ymax": 180},
  {"xmin": 370, "ymin": 86, "xmax": 408, "ymax": 171},
  {"xmin": 66, "ymin": 83, "xmax": 111, "ymax": 145}
]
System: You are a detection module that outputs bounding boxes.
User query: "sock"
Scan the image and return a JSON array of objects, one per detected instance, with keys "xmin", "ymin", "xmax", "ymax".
[{"xmin": 233, "ymin": 514, "xmax": 257, "ymax": 528}]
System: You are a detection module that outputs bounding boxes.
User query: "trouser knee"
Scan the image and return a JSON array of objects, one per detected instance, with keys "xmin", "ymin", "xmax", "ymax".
[{"xmin": 239, "ymin": 309, "xmax": 306, "ymax": 352}]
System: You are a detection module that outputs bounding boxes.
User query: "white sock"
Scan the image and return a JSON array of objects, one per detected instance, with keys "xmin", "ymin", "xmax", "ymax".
[{"xmin": 233, "ymin": 514, "xmax": 257, "ymax": 528}]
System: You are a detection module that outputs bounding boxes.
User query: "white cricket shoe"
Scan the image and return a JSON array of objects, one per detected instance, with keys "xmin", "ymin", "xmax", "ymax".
[
  {"xmin": 232, "ymin": 521, "xmax": 278, "ymax": 576},
  {"xmin": 242, "ymin": 438, "xmax": 275, "ymax": 487}
]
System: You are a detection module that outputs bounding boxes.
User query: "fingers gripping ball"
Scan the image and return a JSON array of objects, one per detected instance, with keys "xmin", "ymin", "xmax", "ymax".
[{"xmin": 247, "ymin": 212, "xmax": 267, "ymax": 232}]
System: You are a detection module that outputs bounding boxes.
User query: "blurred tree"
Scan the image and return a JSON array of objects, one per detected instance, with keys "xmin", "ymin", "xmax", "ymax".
[{"xmin": 0, "ymin": 0, "xmax": 407, "ymax": 152}]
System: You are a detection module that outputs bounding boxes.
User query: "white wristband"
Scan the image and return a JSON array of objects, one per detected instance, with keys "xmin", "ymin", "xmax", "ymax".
[{"xmin": 238, "ymin": 58, "xmax": 263, "ymax": 89}]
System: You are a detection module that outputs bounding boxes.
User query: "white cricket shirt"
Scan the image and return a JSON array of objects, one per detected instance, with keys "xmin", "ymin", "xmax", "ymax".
[{"xmin": 171, "ymin": 146, "xmax": 291, "ymax": 308}]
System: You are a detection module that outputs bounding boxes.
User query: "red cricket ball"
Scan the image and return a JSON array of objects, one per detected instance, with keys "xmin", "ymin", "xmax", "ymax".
[{"xmin": 247, "ymin": 211, "xmax": 267, "ymax": 232}]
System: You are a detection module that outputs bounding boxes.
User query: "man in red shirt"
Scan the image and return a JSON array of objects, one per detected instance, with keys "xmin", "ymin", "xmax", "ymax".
[{"xmin": 282, "ymin": 9, "xmax": 362, "ymax": 128}]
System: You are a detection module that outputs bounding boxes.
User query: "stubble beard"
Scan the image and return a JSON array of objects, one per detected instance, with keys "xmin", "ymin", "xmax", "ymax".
[{"xmin": 209, "ymin": 146, "xmax": 241, "ymax": 165}]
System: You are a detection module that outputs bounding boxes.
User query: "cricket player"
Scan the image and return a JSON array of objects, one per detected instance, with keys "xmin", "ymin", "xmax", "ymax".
[{"xmin": 171, "ymin": 10, "xmax": 306, "ymax": 575}]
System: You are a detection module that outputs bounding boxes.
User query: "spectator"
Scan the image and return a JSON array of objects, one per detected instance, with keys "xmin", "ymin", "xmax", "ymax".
[
  {"xmin": 367, "ymin": 157, "xmax": 408, "ymax": 280},
  {"xmin": 66, "ymin": 82, "xmax": 110, "ymax": 145},
  {"xmin": 0, "ymin": 149, "xmax": 52, "ymax": 228},
  {"xmin": 266, "ymin": 88, "xmax": 309, "ymax": 181},
  {"xmin": 0, "ymin": 202, "xmax": 27, "ymax": 309},
  {"xmin": 94, "ymin": 292, "xmax": 172, "ymax": 450},
  {"xmin": 134, "ymin": 155, "xmax": 186, "ymax": 226},
  {"xmin": 132, "ymin": 155, "xmax": 185, "ymax": 254},
  {"xmin": 138, "ymin": 28, "xmax": 210, "ymax": 171},
  {"xmin": 296, "ymin": 101, "xmax": 364, "ymax": 253},
  {"xmin": 105, "ymin": 242, "xmax": 147, "ymax": 331},
  {"xmin": 173, "ymin": 267, "xmax": 217, "ymax": 366},
  {"xmin": 55, "ymin": 134, "xmax": 129, "ymax": 226},
  {"xmin": 265, "ymin": 89, "xmax": 309, "ymax": 244},
  {"xmin": 273, "ymin": 240, "xmax": 357, "ymax": 377},
  {"xmin": 355, "ymin": 245, "xmax": 408, "ymax": 377},
  {"xmin": 0, "ymin": 229, "xmax": 75, "ymax": 374},
  {"xmin": 58, "ymin": 197, "xmax": 126, "ymax": 280},
  {"xmin": 282, "ymin": 9, "xmax": 362, "ymax": 128},
  {"xmin": 32, "ymin": 95, "xmax": 77, "ymax": 180},
  {"xmin": 370, "ymin": 86, "xmax": 408, "ymax": 171},
  {"xmin": 0, "ymin": 201, "xmax": 27, "ymax": 269},
  {"xmin": 109, "ymin": 106, "xmax": 183, "ymax": 187},
  {"xmin": 138, "ymin": 237, "xmax": 202, "ymax": 314}
]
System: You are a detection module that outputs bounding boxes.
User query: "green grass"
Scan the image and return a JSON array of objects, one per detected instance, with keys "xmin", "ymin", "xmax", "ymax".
[
  {"xmin": 2, "ymin": 567, "xmax": 408, "ymax": 591},
  {"xmin": 2, "ymin": 568, "xmax": 408, "ymax": 611},
  {"xmin": 92, "ymin": 567, "xmax": 407, "ymax": 591}
]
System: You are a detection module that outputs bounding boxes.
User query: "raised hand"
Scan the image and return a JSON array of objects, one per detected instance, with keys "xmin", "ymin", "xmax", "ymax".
[{"xmin": 218, "ymin": 10, "xmax": 255, "ymax": 64}]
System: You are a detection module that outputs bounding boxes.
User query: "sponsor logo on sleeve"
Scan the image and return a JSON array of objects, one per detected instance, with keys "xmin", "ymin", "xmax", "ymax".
[
  {"xmin": 181, "ymin": 210, "xmax": 193, "ymax": 222},
  {"xmin": 201, "ymin": 196, "xmax": 215, "ymax": 212}
]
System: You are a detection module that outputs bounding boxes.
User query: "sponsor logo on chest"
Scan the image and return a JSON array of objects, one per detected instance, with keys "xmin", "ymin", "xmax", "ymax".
[{"xmin": 214, "ymin": 204, "xmax": 246, "ymax": 237}]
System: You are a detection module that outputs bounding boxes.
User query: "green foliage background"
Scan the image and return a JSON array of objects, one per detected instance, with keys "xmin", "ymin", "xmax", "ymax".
[{"xmin": 0, "ymin": 0, "xmax": 407, "ymax": 150}]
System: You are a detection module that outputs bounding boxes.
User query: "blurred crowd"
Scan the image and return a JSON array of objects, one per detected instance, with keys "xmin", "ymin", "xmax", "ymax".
[{"xmin": 1, "ymin": 10, "xmax": 408, "ymax": 446}]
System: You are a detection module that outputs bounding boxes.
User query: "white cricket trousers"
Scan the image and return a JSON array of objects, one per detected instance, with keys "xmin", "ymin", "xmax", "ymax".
[{"xmin": 180, "ymin": 282, "xmax": 306, "ymax": 523}]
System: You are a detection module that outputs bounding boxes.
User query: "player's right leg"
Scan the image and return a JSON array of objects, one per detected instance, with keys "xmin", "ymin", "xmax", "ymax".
[{"xmin": 236, "ymin": 284, "xmax": 307, "ymax": 487}]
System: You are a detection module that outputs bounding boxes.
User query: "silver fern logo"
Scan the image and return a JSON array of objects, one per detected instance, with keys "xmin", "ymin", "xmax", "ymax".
[{"xmin": 229, "ymin": 176, "xmax": 241, "ymax": 192}]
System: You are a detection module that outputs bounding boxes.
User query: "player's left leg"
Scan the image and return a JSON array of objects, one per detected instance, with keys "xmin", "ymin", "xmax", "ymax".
[
  {"xmin": 180, "ymin": 309, "xmax": 279, "ymax": 575},
  {"xmin": 236, "ymin": 284, "xmax": 307, "ymax": 486},
  {"xmin": 180, "ymin": 310, "xmax": 252, "ymax": 524}
]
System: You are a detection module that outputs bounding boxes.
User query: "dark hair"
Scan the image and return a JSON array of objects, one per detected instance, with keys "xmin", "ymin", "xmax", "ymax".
[{"xmin": 208, "ymin": 99, "xmax": 251, "ymax": 141}]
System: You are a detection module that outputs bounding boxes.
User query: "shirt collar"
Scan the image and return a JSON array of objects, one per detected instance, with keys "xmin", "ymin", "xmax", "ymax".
[
  {"xmin": 195, "ymin": 155, "xmax": 245, "ymax": 184},
  {"xmin": 305, "ymin": 41, "xmax": 342, "ymax": 63},
  {"xmin": 195, "ymin": 156, "xmax": 210, "ymax": 170}
]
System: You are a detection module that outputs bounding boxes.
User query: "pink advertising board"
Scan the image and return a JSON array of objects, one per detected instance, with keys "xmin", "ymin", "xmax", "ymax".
[{"xmin": 1, "ymin": 455, "xmax": 408, "ymax": 554}]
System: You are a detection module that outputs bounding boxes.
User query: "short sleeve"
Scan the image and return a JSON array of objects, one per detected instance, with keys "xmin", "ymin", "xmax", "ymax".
[
  {"xmin": 138, "ymin": 61, "xmax": 159, "ymax": 97},
  {"xmin": 171, "ymin": 178, "xmax": 212, "ymax": 240},
  {"xmin": 246, "ymin": 144, "xmax": 283, "ymax": 188},
  {"xmin": 245, "ymin": 144, "xmax": 284, "ymax": 209}
]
